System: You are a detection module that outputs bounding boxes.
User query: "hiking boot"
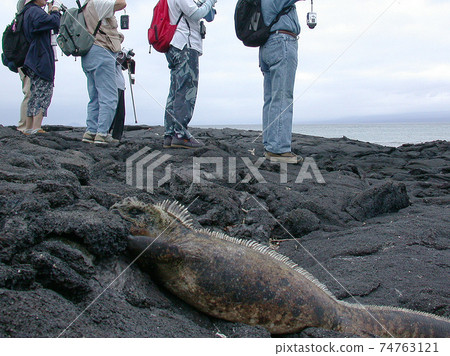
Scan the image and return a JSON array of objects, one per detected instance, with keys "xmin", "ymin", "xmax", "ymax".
[
  {"xmin": 170, "ymin": 136, "xmax": 204, "ymax": 149},
  {"xmin": 94, "ymin": 133, "xmax": 117, "ymax": 145},
  {"xmin": 82, "ymin": 131, "xmax": 96, "ymax": 143},
  {"xmin": 264, "ymin": 151, "xmax": 303, "ymax": 164},
  {"xmin": 163, "ymin": 135, "xmax": 173, "ymax": 148}
]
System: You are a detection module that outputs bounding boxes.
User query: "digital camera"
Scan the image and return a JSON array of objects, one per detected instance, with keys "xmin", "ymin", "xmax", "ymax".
[
  {"xmin": 307, "ymin": 12, "xmax": 317, "ymax": 29},
  {"xmin": 120, "ymin": 15, "xmax": 129, "ymax": 30}
]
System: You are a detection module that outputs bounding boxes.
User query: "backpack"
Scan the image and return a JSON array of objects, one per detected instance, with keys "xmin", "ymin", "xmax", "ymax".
[
  {"xmin": 148, "ymin": 0, "xmax": 183, "ymax": 53},
  {"xmin": 1, "ymin": 8, "xmax": 30, "ymax": 73},
  {"xmin": 57, "ymin": 0, "xmax": 101, "ymax": 57},
  {"xmin": 234, "ymin": 0, "xmax": 293, "ymax": 47}
]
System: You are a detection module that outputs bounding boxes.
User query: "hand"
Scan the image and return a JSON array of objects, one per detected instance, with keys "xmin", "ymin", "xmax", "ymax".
[{"xmin": 47, "ymin": 2, "xmax": 58, "ymax": 13}]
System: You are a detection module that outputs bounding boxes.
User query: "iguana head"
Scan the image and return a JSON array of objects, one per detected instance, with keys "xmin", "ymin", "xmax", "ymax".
[{"xmin": 111, "ymin": 197, "xmax": 193, "ymax": 236}]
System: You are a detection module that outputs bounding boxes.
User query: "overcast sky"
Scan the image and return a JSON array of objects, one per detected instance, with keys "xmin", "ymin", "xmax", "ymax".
[{"xmin": 1, "ymin": 0, "xmax": 450, "ymax": 128}]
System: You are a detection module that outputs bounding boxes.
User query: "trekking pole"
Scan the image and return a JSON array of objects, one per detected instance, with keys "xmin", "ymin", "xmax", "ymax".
[{"xmin": 127, "ymin": 61, "xmax": 138, "ymax": 124}]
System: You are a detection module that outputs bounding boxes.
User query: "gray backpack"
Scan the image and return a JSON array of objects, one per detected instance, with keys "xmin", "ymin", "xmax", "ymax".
[{"xmin": 57, "ymin": 0, "xmax": 101, "ymax": 57}]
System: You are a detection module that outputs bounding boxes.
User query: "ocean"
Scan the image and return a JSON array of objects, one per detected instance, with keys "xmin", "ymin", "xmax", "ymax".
[{"xmin": 196, "ymin": 122, "xmax": 450, "ymax": 147}]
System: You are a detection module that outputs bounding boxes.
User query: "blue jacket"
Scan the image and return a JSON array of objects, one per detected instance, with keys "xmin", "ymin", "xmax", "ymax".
[
  {"xmin": 23, "ymin": 3, "xmax": 60, "ymax": 81},
  {"xmin": 261, "ymin": 0, "xmax": 301, "ymax": 35}
]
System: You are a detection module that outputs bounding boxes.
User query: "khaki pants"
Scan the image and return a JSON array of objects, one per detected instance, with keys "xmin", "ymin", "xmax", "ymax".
[{"xmin": 17, "ymin": 68, "xmax": 31, "ymax": 131}]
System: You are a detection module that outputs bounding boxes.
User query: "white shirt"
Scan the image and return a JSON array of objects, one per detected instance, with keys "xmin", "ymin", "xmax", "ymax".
[
  {"xmin": 88, "ymin": 0, "xmax": 115, "ymax": 23},
  {"xmin": 168, "ymin": 0, "xmax": 203, "ymax": 54}
]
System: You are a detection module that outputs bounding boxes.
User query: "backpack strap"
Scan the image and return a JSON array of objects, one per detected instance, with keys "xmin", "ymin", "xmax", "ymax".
[
  {"xmin": 15, "ymin": 3, "xmax": 31, "ymax": 35},
  {"xmin": 93, "ymin": 21, "xmax": 102, "ymax": 36},
  {"xmin": 19, "ymin": 1, "xmax": 33, "ymax": 18},
  {"xmin": 270, "ymin": 5, "xmax": 294, "ymax": 29},
  {"xmin": 176, "ymin": 13, "xmax": 183, "ymax": 26},
  {"xmin": 174, "ymin": 12, "xmax": 186, "ymax": 45},
  {"xmin": 79, "ymin": 0, "xmax": 102, "ymax": 38}
]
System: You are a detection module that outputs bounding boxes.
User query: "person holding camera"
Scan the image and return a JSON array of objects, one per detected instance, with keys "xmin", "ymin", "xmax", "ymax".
[
  {"xmin": 163, "ymin": 0, "xmax": 217, "ymax": 149},
  {"xmin": 81, "ymin": 0, "xmax": 126, "ymax": 145},
  {"xmin": 21, "ymin": 0, "xmax": 60, "ymax": 135},
  {"xmin": 259, "ymin": 0, "xmax": 303, "ymax": 164}
]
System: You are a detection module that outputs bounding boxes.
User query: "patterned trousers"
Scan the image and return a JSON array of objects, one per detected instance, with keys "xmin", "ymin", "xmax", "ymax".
[{"xmin": 164, "ymin": 46, "xmax": 199, "ymax": 138}]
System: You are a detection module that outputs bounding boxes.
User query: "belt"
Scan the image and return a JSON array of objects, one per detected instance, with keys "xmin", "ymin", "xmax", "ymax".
[{"xmin": 273, "ymin": 30, "xmax": 298, "ymax": 39}]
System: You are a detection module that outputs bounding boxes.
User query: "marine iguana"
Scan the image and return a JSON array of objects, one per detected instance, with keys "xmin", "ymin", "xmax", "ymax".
[{"xmin": 112, "ymin": 198, "xmax": 450, "ymax": 337}]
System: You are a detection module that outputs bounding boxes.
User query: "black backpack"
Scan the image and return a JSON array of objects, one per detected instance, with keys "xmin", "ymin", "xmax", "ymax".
[
  {"xmin": 1, "ymin": 7, "xmax": 30, "ymax": 73},
  {"xmin": 235, "ymin": 0, "xmax": 293, "ymax": 47}
]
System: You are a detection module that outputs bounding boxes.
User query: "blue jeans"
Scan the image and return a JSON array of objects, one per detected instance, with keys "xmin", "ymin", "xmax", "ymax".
[
  {"xmin": 82, "ymin": 45, "xmax": 118, "ymax": 135},
  {"xmin": 165, "ymin": 46, "xmax": 199, "ymax": 139},
  {"xmin": 259, "ymin": 33, "xmax": 298, "ymax": 154}
]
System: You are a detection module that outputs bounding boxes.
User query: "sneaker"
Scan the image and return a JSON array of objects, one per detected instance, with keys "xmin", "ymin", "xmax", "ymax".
[
  {"xmin": 170, "ymin": 136, "xmax": 204, "ymax": 149},
  {"xmin": 163, "ymin": 135, "xmax": 173, "ymax": 148},
  {"xmin": 82, "ymin": 132, "xmax": 96, "ymax": 143},
  {"xmin": 264, "ymin": 151, "xmax": 303, "ymax": 164},
  {"xmin": 94, "ymin": 133, "xmax": 117, "ymax": 145}
]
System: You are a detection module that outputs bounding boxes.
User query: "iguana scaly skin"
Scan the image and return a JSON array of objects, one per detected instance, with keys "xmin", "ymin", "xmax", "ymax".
[{"xmin": 112, "ymin": 198, "xmax": 450, "ymax": 337}]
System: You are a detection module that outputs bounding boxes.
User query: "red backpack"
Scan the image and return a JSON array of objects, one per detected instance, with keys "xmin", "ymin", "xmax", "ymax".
[{"xmin": 148, "ymin": 0, "xmax": 183, "ymax": 53}]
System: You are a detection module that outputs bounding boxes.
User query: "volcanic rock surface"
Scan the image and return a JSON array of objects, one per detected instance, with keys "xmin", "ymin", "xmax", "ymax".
[{"xmin": 0, "ymin": 125, "xmax": 448, "ymax": 338}]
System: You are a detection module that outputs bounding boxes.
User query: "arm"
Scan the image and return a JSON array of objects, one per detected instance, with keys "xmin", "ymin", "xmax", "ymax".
[
  {"xmin": 48, "ymin": 2, "xmax": 60, "ymax": 13},
  {"xmin": 94, "ymin": 0, "xmax": 125, "ymax": 21},
  {"xmin": 189, "ymin": 0, "xmax": 217, "ymax": 22},
  {"xmin": 114, "ymin": 0, "xmax": 127, "ymax": 12},
  {"xmin": 203, "ymin": 8, "xmax": 215, "ymax": 22},
  {"xmin": 267, "ymin": 0, "xmax": 304, "ymax": 15},
  {"xmin": 30, "ymin": 7, "xmax": 60, "ymax": 34},
  {"xmin": 284, "ymin": 0, "xmax": 305, "ymax": 6}
]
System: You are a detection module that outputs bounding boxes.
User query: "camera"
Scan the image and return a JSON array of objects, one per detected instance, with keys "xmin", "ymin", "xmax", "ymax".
[
  {"xmin": 307, "ymin": 0, "xmax": 317, "ymax": 29},
  {"xmin": 117, "ymin": 48, "xmax": 135, "ymax": 83},
  {"xmin": 307, "ymin": 12, "xmax": 317, "ymax": 29},
  {"xmin": 120, "ymin": 14, "xmax": 129, "ymax": 30},
  {"xmin": 200, "ymin": 21, "xmax": 206, "ymax": 39},
  {"xmin": 121, "ymin": 48, "xmax": 135, "ymax": 60}
]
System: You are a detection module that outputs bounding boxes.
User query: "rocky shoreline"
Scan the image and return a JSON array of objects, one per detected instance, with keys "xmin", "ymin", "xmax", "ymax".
[{"xmin": 0, "ymin": 125, "xmax": 448, "ymax": 337}]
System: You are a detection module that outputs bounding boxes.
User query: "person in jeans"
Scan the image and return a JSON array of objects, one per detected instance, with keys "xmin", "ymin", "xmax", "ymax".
[
  {"xmin": 22, "ymin": 0, "xmax": 61, "ymax": 135},
  {"xmin": 260, "ymin": 0, "xmax": 303, "ymax": 164},
  {"xmin": 163, "ymin": 0, "xmax": 217, "ymax": 149},
  {"xmin": 81, "ymin": 0, "xmax": 126, "ymax": 145}
]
